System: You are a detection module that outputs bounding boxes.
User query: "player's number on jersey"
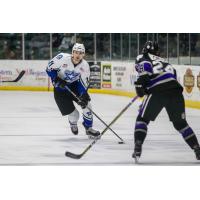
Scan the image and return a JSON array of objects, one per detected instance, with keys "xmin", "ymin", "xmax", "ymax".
[
  {"xmin": 48, "ymin": 60, "xmax": 54, "ymax": 68},
  {"xmin": 153, "ymin": 61, "xmax": 174, "ymax": 75}
]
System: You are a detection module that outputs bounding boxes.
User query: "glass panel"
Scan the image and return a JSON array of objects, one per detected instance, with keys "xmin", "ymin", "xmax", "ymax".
[
  {"xmin": 139, "ymin": 33, "xmax": 147, "ymax": 53},
  {"xmin": 122, "ymin": 33, "xmax": 129, "ymax": 60},
  {"xmin": 0, "ymin": 33, "xmax": 22, "ymax": 59},
  {"xmin": 111, "ymin": 33, "xmax": 121, "ymax": 60},
  {"xmin": 158, "ymin": 33, "xmax": 167, "ymax": 58},
  {"xmin": 179, "ymin": 33, "xmax": 190, "ymax": 65},
  {"xmin": 25, "ymin": 33, "xmax": 50, "ymax": 60},
  {"xmin": 130, "ymin": 33, "xmax": 138, "ymax": 60},
  {"xmin": 96, "ymin": 33, "xmax": 110, "ymax": 60},
  {"xmin": 147, "ymin": 33, "xmax": 156, "ymax": 41},
  {"xmin": 191, "ymin": 33, "xmax": 200, "ymax": 65},
  {"xmin": 76, "ymin": 33, "xmax": 94, "ymax": 61},
  {"xmin": 52, "ymin": 33, "xmax": 76, "ymax": 57},
  {"xmin": 168, "ymin": 33, "xmax": 178, "ymax": 64}
]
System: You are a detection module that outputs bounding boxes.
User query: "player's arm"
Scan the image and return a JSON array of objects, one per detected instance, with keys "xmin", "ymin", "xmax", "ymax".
[
  {"xmin": 134, "ymin": 60, "xmax": 152, "ymax": 97},
  {"xmin": 75, "ymin": 62, "xmax": 91, "ymax": 108},
  {"xmin": 46, "ymin": 59, "xmax": 60, "ymax": 86},
  {"xmin": 77, "ymin": 62, "xmax": 90, "ymax": 95},
  {"xmin": 46, "ymin": 53, "xmax": 68, "ymax": 88},
  {"xmin": 167, "ymin": 64, "xmax": 177, "ymax": 79}
]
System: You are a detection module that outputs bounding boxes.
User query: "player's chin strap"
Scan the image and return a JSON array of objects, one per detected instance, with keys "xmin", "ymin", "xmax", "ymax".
[
  {"xmin": 65, "ymin": 95, "xmax": 139, "ymax": 159},
  {"xmin": 64, "ymin": 84, "xmax": 125, "ymax": 143}
]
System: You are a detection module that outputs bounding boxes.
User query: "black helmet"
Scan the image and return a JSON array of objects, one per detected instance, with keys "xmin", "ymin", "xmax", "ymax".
[{"xmin": 142, "ymin": 41, "xmax": 159, "ymax": 56}]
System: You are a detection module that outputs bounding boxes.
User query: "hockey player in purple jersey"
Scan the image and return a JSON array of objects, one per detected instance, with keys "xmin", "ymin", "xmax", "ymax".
[{"xmin": 132, "ymin": 41, "xmax": 200, "ymax": 161}]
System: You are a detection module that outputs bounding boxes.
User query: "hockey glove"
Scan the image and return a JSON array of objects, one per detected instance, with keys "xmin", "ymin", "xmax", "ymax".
[
  {"xmin": 134, "ymin": 81, "xmax": 146, "ymax": 97},
  {"xmin": 77, "ymin": 93, "xmax": 91, "ymax": 109}
]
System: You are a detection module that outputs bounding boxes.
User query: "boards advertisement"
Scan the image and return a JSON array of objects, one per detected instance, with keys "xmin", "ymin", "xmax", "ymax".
[
  {"xmin": 88, "ymin": 61, "xmax": 101, "ymax": 89},
  {"xmin": 101, "ymin": 63, "xmax": 111, "ymax": 88}
]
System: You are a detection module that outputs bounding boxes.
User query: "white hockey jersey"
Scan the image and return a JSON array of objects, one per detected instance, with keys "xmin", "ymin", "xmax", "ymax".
[{"xmin": 46, "ymin": 53, "xmax": 90, "ymax": 91}]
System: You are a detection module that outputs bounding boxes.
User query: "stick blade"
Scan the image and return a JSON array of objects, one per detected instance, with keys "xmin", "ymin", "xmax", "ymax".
[
  {"xmin": 65, "ymin": 151, "xmax": 82, "ymax": 159},
  {"xmin": 14, "ymin": 70, "xmax": 26, "ymax": 82},
  {"xmin": 2, "ymin": 70, "xmax": 26, "ymax": 82}
]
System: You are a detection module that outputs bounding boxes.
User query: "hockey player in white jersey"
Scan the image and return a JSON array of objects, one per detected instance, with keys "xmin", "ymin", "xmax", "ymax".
[{"xmin": 46, "ymin": 43, "xmax": 100, "ymax": 139}]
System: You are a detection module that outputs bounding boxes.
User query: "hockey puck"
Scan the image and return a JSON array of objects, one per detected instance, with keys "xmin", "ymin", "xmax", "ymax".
[{"xmin": 118, "ymin": 141, "xmax": 124, "ymax": 144}]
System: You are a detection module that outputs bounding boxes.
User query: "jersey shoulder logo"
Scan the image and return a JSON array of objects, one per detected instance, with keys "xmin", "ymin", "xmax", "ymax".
[
  {"xmin": 56, "ymin": 54, "xmax": 63, "ymax": 60},
  {"xmin": 135, "ymin": 63, "xmax": 145, "ymax": 73}
]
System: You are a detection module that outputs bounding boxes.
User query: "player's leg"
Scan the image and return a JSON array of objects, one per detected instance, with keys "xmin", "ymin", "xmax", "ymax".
[
  {"xmin": 73, "ymin": 92, "xmax": 101, "ymax": 139},
  {"xmin": 172, "ymin": 120, "xmax": 200, "ymax": 160},
  {"xmin": 166, "ymin": 90, "xmax": 200, "ymax": 160},
  {"xmin": 68, "ymin": 109, "xmax": 79, "ymax": 135},
  {"xmin": 82, "ymin": 101, "xmax": 100, "ymax": 139},
  {"xmin": 132, "ymin": 115, "xmax": 150, "ymax": 158},
  {"xmin": 54, "ymin": 88, "xmax": 79, "ymax": 135},
  {"xmin": 132, "ymin": 94, "xmax": 163, "ymax": 159}
]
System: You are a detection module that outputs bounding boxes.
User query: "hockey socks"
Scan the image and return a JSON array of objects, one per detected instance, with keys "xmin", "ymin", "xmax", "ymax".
[
  {"xmin": 133, "ymin": 119, "xmax": 148, "ymax": 160},
  {"xmin": 68, "ymin": 109, "xmax": 79, "ymax": 135},
  {"xmin": 134, "ymin": 120, "xmax": 148, "ymax": 145},
  {"xmin": 82, "ymin": 104, "xmax": 100, "ymax": 139},
  {"xmin": 179, "ymin": 125, "xmax": 199, "ymax": 150}
]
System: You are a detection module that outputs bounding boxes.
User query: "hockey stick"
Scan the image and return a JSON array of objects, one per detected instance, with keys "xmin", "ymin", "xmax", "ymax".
[
  {"xmin": 65, "ymin": 95, "xmax": 138, "ymax": 159},
  {"xmin": 64, "ymin": 85, "xmax": 125, "ymax": 143},
  {"xmin": 1, "ymin": 70, "xmax": 26, "ymax": 82}
]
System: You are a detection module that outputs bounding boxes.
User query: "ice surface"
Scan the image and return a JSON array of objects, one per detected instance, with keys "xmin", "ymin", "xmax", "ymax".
[{"xmin": 0, "ymin": 90, "xmax": 199, "ymax": 165}]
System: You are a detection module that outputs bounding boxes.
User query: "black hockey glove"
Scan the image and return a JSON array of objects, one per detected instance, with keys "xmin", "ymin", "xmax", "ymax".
[
  {"xmin": 134, "ymin": 81, "xmax": 146, "ymax": 97},
  {"xmin": 77, "ymin": 93, "xmax": 91, "ymax": 109}
]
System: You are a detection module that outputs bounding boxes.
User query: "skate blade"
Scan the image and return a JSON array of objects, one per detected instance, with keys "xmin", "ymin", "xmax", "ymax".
[
  {"xmin": 134, "ymin": 156, "xmax": 140, "ymax": 164},
  {"xmin": 132, "ymin": 154, "xmax": 140, "ymax": 164}
]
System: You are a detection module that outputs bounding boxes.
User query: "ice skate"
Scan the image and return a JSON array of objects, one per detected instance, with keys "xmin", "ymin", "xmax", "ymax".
[
  {"xmin": 194, "ymin": 146, "xmax": 200, "ymax": 160},
  {"xmin": 132, "ymin": 141, "xmax": 142, "ymax": 163},
  {"xmin": 70, "ymin": 123, "xmax": 78, "ymax": 135},
  {"xmin": 85, "ymin": 127, "xmax": 101, "ymax": 140}
]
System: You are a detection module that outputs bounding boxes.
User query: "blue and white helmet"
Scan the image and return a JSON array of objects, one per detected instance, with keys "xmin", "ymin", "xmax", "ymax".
[{"xmin": 72, "ymin": 43, "xmax": 85, "ymax": 54}]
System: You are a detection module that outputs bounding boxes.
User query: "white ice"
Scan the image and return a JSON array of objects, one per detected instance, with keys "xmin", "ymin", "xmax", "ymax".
[{"xmin": 0, "ymin": 90, "xmax": 200, "ymax": 166}]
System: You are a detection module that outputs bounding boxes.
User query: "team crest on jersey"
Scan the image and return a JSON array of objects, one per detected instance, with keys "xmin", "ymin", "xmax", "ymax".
[
  {"xmin": 56, "ymin": 54, "xmax": 63, "ymax": 60},
  {"xmin": 135, "ymin": 63, "xmax": 144, "ymax": 73},
  {"xmin": 184, "ymin": 68, "xmax": 194, "ymax": 94}
]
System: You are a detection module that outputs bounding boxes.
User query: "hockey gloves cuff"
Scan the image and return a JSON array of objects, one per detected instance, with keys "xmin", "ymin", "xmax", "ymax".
[
  {"xmin": 134, "ymin": 81, "xmax": 146, "ymax": 97},
  {"xmin": 77, "ymin": 93, "xmax": 91, "ymax": 109},
  {"xmin": 53, "ymin": 77, "xmax": 67, "ymax": 89}
]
